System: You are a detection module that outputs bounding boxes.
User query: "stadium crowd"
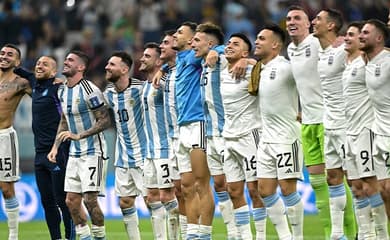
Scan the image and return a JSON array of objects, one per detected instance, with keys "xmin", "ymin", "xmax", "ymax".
[{"xmin": 1, "ymin": 0, "xmax": 390, "ymax": 240}]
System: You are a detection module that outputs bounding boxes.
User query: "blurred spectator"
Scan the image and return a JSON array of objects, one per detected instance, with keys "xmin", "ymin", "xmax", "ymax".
[
  {"xmin": 137, "ymin": 0, "xmax": 162, "ymax": 43},
  {"xmin": 4, "ymin": 0, "xmax": 385, "ymax": 76},
  {"xmin": 0, "ymin": 0, "xmax": 22, "ymax": 46},
  {"xmin": 222, "ymin": 0, "xmax": 255, "ymax": 42},
  {"xmin": 161, "ymin": 0, "xmax": 184, "ymax": 30}
]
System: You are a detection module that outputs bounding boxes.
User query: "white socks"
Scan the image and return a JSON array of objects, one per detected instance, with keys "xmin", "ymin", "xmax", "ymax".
[
  {"xmin": 329, "ymin": 184, "xmax": 346, "ymax": 239},
  {"xmin": 234, "ymin": 205, "xmax": 252, "ymax": 240},
  {"xmin": 149, "ymin": 201, "xmax": 167, "ymax": 240},
  {"xmin": 5, "ymin": 197, "xmax": 19, "ymax": 240},
  {"xmin": 122, "ymin": 207, "xmax": 141, "ymax": 240}
]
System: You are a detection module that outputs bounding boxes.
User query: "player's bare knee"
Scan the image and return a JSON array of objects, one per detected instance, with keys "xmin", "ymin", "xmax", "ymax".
[
  {"xmin": 326, "ymin": 168, "xmax": 343, "ymax": 185},
  {"xmin": 351, "ymin": 182, "xmax": 365, "ymax": 198},
  {"xmin": 83, "ymin": 193, "xmax": 99, "ymax": 210},
  {"xmin": 160, "ymin": 188, "xmax": 175, "ymax": 203},
  {"xmin": 213, "ymin": 175, "xmax": 227, "ymax": 192},
  {"xmin": 119, "ymin": 197, "xmax": 135, "ymax": 209},
  {"xmin": 246, "ymin": 186, "xmax": 259, "ymax": 199},
  {"xmin": 227, "ymin": 185, "xmax": 243, "ymax": 200}
]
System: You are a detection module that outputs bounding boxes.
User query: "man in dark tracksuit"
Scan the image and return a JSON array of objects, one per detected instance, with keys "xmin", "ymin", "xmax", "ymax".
[{"xmin": 15, "ymin": 56, "xmax": 75, "ymax": 240}]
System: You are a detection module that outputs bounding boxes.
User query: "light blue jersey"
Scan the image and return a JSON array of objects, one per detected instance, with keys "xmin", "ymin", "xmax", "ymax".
[
  {"xmin": 143, "ymin": 81, "xmax": 170, "ymax": 159},
  {"xmin": 200, "ymin": 49, "xmax": 226, "ymax": 137},
  {"xmin": 162, "ymin": 65, "xmax": 179, "ymax": 139},
  {"xmin": 104, "ymin": 78, "xmax": 146, "ymax": 168},
  {"xmin": 59, "ymin": 79, "xmax": 107, "ymax": 158},
  {"xmin": 175, "ymin": 49, "xmax": 203, "ymax": 125}
]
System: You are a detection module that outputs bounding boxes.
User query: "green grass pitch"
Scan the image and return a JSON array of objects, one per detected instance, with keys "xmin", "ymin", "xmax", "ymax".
[{"xmin": 0, "ymin": 215, "xmax": 327, "ymax": 239}]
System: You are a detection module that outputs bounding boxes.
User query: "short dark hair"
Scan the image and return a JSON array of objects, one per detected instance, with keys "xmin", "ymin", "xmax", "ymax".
[
  {"xmin": 365, "ymin": 19, "xmax": 389, "ymax": 41},
  {"xmin": 287, "ymin": 5, "xmax": 306, "ymax": 13},
  {"xmin": 347, "ymin": 21, "xmax": 364, "ymax": 31},
  {"xmin": 3, "ymin": 43, "xmax": 21, "ymax": 59},
  {"xmin": 181, "ymin": 21, "xmax": 197, "ymax": 33},
  {"xmin": 111, "ymin": 51, "xmax": 133, "ymax": 68},
  {"xmin": 263, "ymin": 23, "xmax": 287, "ymax": 45},
  {"xmin": 324, "ymin": 8, "xmax": 344, "ymax": 34},
  {"xmin": 196, "ymin": 22, "xmax": 225, "ymax": 45},
  {"xmin": 229, "ymin": 33, "xmax": 252, "ymax": 52},
  {"xmin": 144, "ymin": 42, "xmax": 161, "ymax": 55},
  {"xmin": 68, "ymin": 50, "xmax": 90, "ymax": 70},
  {"xmin": 164, "ymin": 29, "xmax": 176, "ymax": 37}
]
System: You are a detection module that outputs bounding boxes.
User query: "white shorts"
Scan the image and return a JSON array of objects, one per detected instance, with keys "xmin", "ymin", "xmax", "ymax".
[
  {"xmin": 115, "ymin": 167, "xmax": 146, "ymax": 197},
  {"xmin": 324, "ymin": 128, "xmax": 346, "ymax": 170},
  {"xmin": 345, "ymin": 128, "xmax": 376, "ymax": 180},
  {"xmin": 207, "ymin": 136, "xmax": 225, "ymax": 176},
  {"xmin": 170, "ymin": 138, "xmax": 180, "ymax": 181},
  {"xmin": 224, "ymin": 129, "xmax": 260, "ymax": 183},
  {"xmin": 372, "ymin": 134, "xmax": 390, "ymax": 180},
  {"xmin": 176, "ymin": 121, "xmax": 206, "ymax": 173},
  {"xmin": 257, "ymin": 140, "xmax": 303, "ymax": 180},
  {"xmin": 0, "ymin": 127, "xmax": 19, "ymax": 182},
  {"xmin": 64, "ymin": 154, "xmax": 108, "ymax": 194},
  {"xmin": 144, "ymin": 157, "xmax": 175, "ymax": 189}
]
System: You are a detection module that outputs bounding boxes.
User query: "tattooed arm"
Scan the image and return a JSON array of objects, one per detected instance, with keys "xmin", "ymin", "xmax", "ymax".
[
  {"xmin": 79, "ymin": 105, "xmax": 111, "ymax": 139},
  {"xmin": 48, "ymin": 113, "xmax": 69, "ymax": 162},
  {"xmin": 56, "ymin": 104, "xmax": 111, "ymax": 141}
]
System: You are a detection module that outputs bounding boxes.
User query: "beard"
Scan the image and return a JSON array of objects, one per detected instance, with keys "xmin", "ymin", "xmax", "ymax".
[
  {"xmin": 359, "ymin": 43, "xmax": 373, "ymax": 53},
  {"xmin": 62, "ymin": 70, "xmax": 75, "ymax": 77},
  {"xmin": 106, "ymin": 72, "xmax": 120, "ymax": 83}
]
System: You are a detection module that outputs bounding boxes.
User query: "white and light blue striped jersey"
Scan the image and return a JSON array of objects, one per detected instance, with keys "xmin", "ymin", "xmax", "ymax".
[
  {"xmin": 200, "ymin": 55, "xmax": 228, "ymax": 137},
  {"xmin": 162, "ymin": 65, "xmax": 179, "ymax": 139},
  {"xmin": 104, "ymin": 78, "xmax": 146, "ymax": 168},
  {"xmin": 142, "ymin": 81, "xmax": 170, "ymax": 159},
  {"xmin": 58, "ymin": 79, "xmax": 107, "ymax": 158}
]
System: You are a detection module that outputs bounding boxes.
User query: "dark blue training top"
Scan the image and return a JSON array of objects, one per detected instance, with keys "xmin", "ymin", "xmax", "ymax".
[{"xmin": 14, "ymin": 68, "xmax": 69, "ymax": 156}]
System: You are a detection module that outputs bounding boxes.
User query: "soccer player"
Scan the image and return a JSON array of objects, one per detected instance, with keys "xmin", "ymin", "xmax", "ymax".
[
  {"xmin": 48, "ymin": 50, "xmax": 110, "ymax": 240},
  {"xmin": 312, "ymin": 8, "xmax": 356, "ymax": 239},
  {"xmin": 14, "ymin": 56, "xmax": 75, "ymax": 240},
  {"xmin": 171, "ymin": 21, "xmax": 214, "ymax": 239},
  {"xmin": 104, "ymin": 51, "xmax": 146, "ymax": 240},
  {"xmin": 286, "ymin": 6, "xmax": 355, "ymax": 239},
  {"xmin": 191, "ymin": 22, "xmax": 239, "ymax": 239},
  {"xmin": 343, "ymin": 21, "xmax": 388, "ymax": 239},
  {"xmin": 140, "ymin": 42, "xmax": 180, "ymax": 240},
  {"xmin": 360, "ymin": 18, "xmax": 390, "ymax": 228},
  {"xmin": 255, "ymin": 24, "xmax": 303, "ymax": 240},
  {"xmin": 0, "ymin": 44, "xmax": 31, "ymax": 240},
  {"xmin": 221, "ymin": 33, "xmax": 265, "ymax": 240},
  {"xmin": 159, "ymin": 30, "xmax": 185, "ymax": 240}
]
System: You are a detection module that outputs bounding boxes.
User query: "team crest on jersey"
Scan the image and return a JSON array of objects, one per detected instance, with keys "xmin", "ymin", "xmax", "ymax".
[
  {"xmin": 89, "ymin": 96, "xmax": 100, "ymax": 108},
  {"xmin": 305, "ymin": 47, "xmax": 311, "ymax": 57},
  {"xmin": 129, "ymin": 98, "xmax": 135, "ymax": 106},
  {"xmin": 75, "ymin": 98, "xmax": 80, "ymax": 105},
  {"xmin": 270, "ymin": 68, "xmax": 276, "ymax": 80},
  {"xmin": 42, "ymin": 89, "xmax": 48, "ymax": 96},
  {"xmin": 351, "ymin": 68, "xmax": 357, "ymax": 77},
  {"xmin": 375, "ymin": 65, "xmax": 381, "ymax": 77},
  {"xmin": 328, "ymin": 55, "xmax": 334, "ymax": 65}
]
